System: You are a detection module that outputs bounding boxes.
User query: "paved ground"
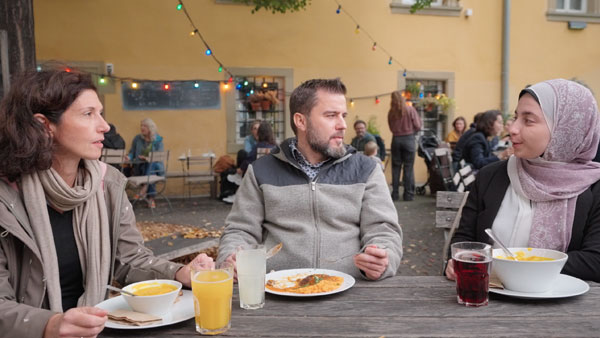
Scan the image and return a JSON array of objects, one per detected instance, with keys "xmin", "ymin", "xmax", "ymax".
[{"xmin": 135, "ymin": 192, "xmax": 445, "ymax": 276}]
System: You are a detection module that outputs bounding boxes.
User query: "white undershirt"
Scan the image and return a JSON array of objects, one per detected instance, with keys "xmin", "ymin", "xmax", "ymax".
[{"xmin": 490, "ymin": 156, "xmax": 535, "ymax": 248}]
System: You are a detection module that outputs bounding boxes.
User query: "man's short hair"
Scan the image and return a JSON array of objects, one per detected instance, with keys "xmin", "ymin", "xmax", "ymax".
[
  {"xmin": 354, "ymin": 120, "xmax": 367, "ymax": 129},
  {"xmin": 289, "ymin": 78, "xmax": 347, "ymax": 134}
]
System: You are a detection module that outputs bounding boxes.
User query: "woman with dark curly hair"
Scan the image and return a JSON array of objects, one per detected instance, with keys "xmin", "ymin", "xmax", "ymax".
[
  {"xmin": 460, "ymin": 109, "xmax": 513, "ymax": 170},
  {"xmin": 0, "ymin": 66, "xmax": 213, "ymax": 337}
]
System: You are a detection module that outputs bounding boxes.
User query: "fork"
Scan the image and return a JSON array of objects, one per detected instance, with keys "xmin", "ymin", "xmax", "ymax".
[
  {"xmin": 321, "ymin": 245, "xmax": 388, "ymax": 263},
  {"xmin": 320, "ymin": 252, "xmax": 356, "ymax": 263}
]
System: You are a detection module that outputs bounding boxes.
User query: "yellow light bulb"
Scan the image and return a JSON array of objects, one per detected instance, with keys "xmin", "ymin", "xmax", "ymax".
[{"xmin": 131, "ymin": 82, "xmax": 138, "ymax": 89}]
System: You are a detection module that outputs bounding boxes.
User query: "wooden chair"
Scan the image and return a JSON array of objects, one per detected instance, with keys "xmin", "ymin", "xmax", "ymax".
[
  {"xmin": 127, "ymin": 150, "xmax": 172, "ymax": 214},
  {"xmin": 452, "ymin": 160, "xmax": 476, "ymax": 192},
  {"xmin": 436, "ymin": 191, "xmax": 469, "ymax": 274},
  {"xmin": 183, "ymin": 155, "xmax": 217, "ymax": 198},
  {"xmin": 100, "ymin": 148, "xmax": 126, "ymax": 172}
]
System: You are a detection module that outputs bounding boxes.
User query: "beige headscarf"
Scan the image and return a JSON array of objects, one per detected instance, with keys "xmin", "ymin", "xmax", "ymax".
[{"xmin": 21, "ymin": 160, "xmax": 111, "ymax": 311}]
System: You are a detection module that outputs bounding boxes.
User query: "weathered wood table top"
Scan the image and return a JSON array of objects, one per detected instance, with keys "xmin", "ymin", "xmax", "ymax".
[{"xmin": 99, "ymin": 276, "xmax": 600, "ymax": 337}]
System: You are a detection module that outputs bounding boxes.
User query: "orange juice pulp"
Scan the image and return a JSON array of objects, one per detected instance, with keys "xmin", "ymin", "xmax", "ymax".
[{"xmin": 192, "ymin": 269, "xmax": 233, "ymax": 331}]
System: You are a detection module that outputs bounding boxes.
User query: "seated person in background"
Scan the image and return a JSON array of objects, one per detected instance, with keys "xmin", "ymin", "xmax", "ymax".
[
  {"xmin": 127, "ymin": 118, "xmax": 164, "ymax": 208},
  {"xmin": 460, "ymin": 109, "xmax": 513, "ymax": 170},
  {"xmin": 102, "ymin": 123, "xmax": 126, "ymax": 150},
  {"xmin": 444, "ymin": 116, "xmax": 466, "ymax": 150},
  {"xmin": 239, "ymin": 121, "xmax": 277, "ymax": 175},
  {"xmin": 0, "ymin": 67, "xmax": 214, "ymax": 338},
  {"xmin": 217, "ymin": 78, "xmax": 402, "ymax": 280},
  {"xmin": 101, "ymin": 123, "xmax": 126, "ymax": 171},
  {"xmin": 446, "ymin": 79, "xmax": 600, "ymax": 282},
  {"xmin": 451, "ymin": 112, "xmax": 483, "ymax": 170},
  {"xmin": 364, "ymin": 141, "xmax": 384, "ymax": 171},
  {"xmin": 244, "ymin": 120, "xmax": 261, "ymax": 153},
  {"xmin": 350, "ymin": 119, "xmax": 376, "ymax": 152}
]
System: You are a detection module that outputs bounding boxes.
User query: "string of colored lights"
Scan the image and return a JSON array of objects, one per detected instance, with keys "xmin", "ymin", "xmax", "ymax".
[
  {"xmin": 334, "ymin": 0, "xmax": 409, "ymax": 75},
  {"xmin": 177, "ymin": 0, "xmax": 234, "ymax": 82},
  {"xmin": 334, "ymin": 0, "xmax": 417, "ymax": 104}
]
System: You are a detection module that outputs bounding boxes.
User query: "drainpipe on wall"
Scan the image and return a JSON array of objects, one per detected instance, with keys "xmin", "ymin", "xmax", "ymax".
[{"xmin": 501, "ymin": 0, "xmax": 511, "ymax": 118}]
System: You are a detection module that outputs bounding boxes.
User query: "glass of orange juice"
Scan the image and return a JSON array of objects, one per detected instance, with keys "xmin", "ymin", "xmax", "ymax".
[{"xmin": 191, "ymin": 265, "xmax": 234, "ymax": 335}]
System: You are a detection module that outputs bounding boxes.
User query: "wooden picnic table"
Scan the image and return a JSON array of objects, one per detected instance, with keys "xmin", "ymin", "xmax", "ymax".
[{"xmin": 99, "ymin": 276, "xmax": 600, "ymax": 337}]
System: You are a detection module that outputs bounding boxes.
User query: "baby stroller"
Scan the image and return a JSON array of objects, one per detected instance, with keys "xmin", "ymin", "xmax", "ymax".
[{"xmin": 416, "ymin": 129, "xmax": 455, "ymax": 195}]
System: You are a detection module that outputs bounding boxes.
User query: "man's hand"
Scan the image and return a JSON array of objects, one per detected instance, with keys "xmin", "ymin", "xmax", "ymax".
[
  {"xmin": 224, "ymin": 252, "xmax": 238, "ymax": 281},
  {"xmin": 175, "ymin": 253, "xmax": 215, "ymax": 287},
  {"xmin": 353, "ymin": 245, "xmax": 389, "ymax": 280},
  {"xmin": 445, "ymin": 259, "xmax": 456, "ymax": 280},
  {"xmin": 44, "ymin": 307, "xmax": 108, "ymax": 338}
]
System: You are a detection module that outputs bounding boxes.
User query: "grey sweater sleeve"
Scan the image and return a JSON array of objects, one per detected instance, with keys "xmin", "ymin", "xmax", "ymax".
[
  {"xmin": 359, "ymin": 166, "xmax": 403, "ymax": 279},
  {"xmin": 216, "ymin": 165, "xmax": 264, "ymax": 266}
]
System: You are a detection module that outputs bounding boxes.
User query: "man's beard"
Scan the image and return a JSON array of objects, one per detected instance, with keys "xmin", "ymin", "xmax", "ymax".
[{"xmin": 306, "ymin": 119, "xmax": 347, "ymax": 159}]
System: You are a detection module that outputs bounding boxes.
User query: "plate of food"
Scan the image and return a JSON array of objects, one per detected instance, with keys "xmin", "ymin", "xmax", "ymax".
[
  {"xmin": 265, "ymin": 268, "xmax": 355, "ymax": 297},
  {"xmin": 96, "ymin": 289, "xmax": 194, "ymax": 329}
]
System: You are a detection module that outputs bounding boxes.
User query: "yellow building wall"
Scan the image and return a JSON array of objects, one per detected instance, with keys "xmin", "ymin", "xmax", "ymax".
[{"xmin": 33, "ymin": 0, "xmax": 600, "ymax": 191}]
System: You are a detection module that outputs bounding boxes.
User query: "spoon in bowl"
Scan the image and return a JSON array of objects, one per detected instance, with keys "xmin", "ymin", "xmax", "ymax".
[
  {"xmin": 484, "ymin": 228, "xmax": 518, "ymax": 261},
  {"xmin": 106, "ymin": 285, "xmax": 137, "ymax": 297}
]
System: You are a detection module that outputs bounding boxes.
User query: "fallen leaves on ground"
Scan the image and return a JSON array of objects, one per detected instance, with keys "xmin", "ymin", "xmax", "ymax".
[
  {"xmin": 136, "ymin": 221, "xmax": 222, "ymax": 241},
  {"xmin": 171, "ymin": 247, "xmax": 219, "ymax": 265}
]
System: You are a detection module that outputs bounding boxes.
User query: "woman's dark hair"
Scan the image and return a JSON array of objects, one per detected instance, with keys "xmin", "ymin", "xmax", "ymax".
[
  {"xmin": 475, "ymin": 109, "xmax": 502, "ymax": 137},
  {"xmin": 257, "ymin": 121, "xmax": 275, "ymax": 145},
  {"xmin": 0, "ymin": 66, "xmax": 97, "ymax": 181}
]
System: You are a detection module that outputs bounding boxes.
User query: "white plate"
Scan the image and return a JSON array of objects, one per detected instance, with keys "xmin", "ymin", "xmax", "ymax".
[
  {"xmin": 96, "ymin": 290, "xmax": 194, "ymax": 329},
  {"xmin": 489, "ymin": 274, "xmax": 590, "ymax": 299},
  {"xmin": 265, "ymin": 268, "xmax": 355, "ymax": 297}
]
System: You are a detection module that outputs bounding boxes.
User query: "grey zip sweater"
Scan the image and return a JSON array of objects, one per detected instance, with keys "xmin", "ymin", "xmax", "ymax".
[{"xmin": 217, "ymin": 138, "xmax": 403, "ymax": 279}]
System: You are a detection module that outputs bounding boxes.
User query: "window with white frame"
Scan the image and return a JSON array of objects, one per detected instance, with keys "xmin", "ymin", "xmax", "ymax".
[
  {"xmin": 547, "ymin": 0, "xmax": 600, "ymax": 23},
  {"xmin": 555, "ymin": 0, "xmax": 587, "ymax": 12}
]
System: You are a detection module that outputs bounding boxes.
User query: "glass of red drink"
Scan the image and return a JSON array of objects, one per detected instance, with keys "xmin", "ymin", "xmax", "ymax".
[{"xmin": 451, "ymin": 242, "xmax": 492, "ymax": 307}]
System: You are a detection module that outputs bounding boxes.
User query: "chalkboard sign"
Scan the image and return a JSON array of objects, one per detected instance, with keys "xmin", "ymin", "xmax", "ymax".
[{"xmin": 122, "ymin": 81, "xmax": 221, "ymax": 110}]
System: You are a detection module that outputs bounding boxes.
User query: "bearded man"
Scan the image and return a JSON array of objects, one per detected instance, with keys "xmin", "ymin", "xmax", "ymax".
[{"xmin": 217, "ymin": 79, "xmax": 402, "ymax": 280}]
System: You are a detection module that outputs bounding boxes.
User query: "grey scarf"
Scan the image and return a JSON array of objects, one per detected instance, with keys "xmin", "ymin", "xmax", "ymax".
[{"xmin": 21, "ymin": 160, "xmax": 110, "ymax": 311}]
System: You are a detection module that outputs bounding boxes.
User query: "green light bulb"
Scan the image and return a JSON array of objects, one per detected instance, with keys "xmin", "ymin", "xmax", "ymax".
[
  {"xmin": 218, "ymin": 66, "xmax": 223, "ymax": 72},
  {"xmin": 176, "ymin": 3, "xmax": 182, "ymax": 10}
]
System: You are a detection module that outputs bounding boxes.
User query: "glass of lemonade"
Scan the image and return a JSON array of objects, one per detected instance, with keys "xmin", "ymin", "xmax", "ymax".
[
  {"xmin": 236, "ymin": 244, "xmax": 266, "ymax": 309},
  {"xmin": 191, "ymin": 265, "xmax": 234, "ymax": 335}
]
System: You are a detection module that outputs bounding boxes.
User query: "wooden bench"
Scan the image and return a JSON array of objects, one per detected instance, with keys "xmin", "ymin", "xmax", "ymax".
[{"xmin": 436, "ymin": 191, "xmax": 469, "ymax": 273}]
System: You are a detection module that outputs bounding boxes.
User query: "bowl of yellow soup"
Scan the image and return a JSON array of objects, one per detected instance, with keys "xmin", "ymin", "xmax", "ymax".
[
  {"xmin": 121, "ymin": 279, "xmax": 182, "ymax": 316},
  {"xmin": 492, "ymin": 247, "xmax": 568, "ymax": 293}
]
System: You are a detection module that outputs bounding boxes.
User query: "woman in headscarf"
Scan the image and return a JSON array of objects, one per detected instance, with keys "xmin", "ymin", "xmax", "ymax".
[
  {"xmin": 446, "ymin": 79, "xmax": 600, "ymax": 282},
  {"xmin": 0, "ymin": 67, "xmax": 213, "ymax": 337}
]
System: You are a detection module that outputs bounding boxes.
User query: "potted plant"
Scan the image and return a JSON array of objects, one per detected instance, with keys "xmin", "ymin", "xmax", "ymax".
[
  {"xmin": 261, "ymin": 90, "xmax": 279, "ymax": 111},
  {"xmin": 405, "ymin": 83, "xmax": 421, "ymax": 100},
  {"xmin": 416, "ymin": 95, "xmax": 439, "ymax": 112},
  {"xmin": 248, "ymin": 92, "xmax": 264, "ymax": 111},
  {"xmin": 437, "ymin": 94, "xmax": 455, "ymax": 114}
]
